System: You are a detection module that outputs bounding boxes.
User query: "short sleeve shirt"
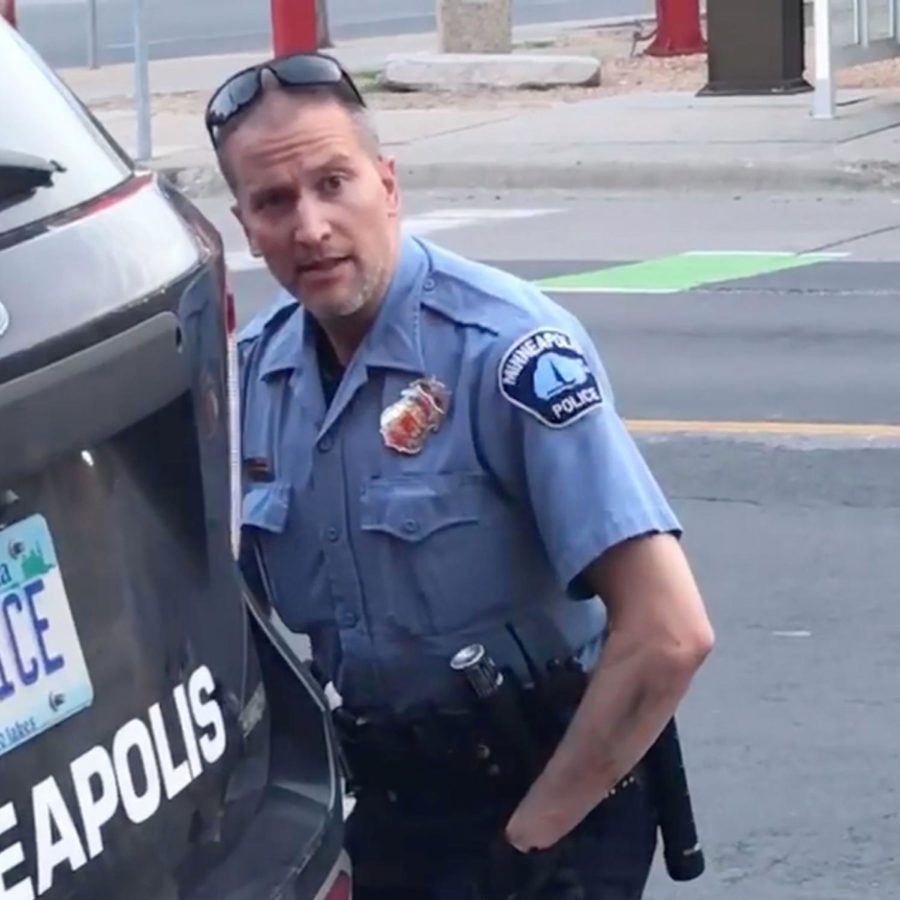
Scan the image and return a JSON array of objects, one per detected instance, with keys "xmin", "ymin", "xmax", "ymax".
[{"xmin": 237, "ymin": 234, "xmax": 682, "ymax": 718}]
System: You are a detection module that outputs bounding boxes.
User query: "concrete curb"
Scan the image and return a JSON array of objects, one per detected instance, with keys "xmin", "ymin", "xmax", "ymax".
[
  {"xmin": 155, "ymin": 156, "xmax": 900, "ymax": 199},
  {"xmin": 157, "ymin": 162, "xmax": 229, "ymax": 199},
  {"xmin": 394, "ymin": 159, "xmax": 900, "ymax": 193}
]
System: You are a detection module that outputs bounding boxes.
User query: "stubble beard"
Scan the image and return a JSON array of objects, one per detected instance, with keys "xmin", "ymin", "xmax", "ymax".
[{"xmin": 333, "ymin": 258, "xmax": 385, "ymax": 320}]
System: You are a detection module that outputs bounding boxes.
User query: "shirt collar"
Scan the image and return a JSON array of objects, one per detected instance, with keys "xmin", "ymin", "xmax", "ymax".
[
  {"xmin": 257, "ymin": 233, "xmax": 429, "ymax": 381},
  {"xmin": 257, "ymin": 292, "xmax": 303, "ymax": 380},
  {"xmin": 359, "ymin": 232, "xmax": 428, "ymax": 376}
]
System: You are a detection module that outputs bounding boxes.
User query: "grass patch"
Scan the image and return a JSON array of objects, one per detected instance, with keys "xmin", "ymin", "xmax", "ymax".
[{"xmin": 516, "ymin": 38, "xmax": 556, "ymax": 50}]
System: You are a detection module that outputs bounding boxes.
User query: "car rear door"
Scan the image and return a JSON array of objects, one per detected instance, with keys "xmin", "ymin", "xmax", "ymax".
[{"xmin": 0, "ymin": 21, "xmax": 344, "ymax": 900}]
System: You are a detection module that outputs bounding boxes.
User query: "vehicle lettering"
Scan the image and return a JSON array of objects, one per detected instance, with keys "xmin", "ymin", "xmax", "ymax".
[
  {"xmin": 0, "ymin": 803, "xmax": 29, "ymax": 900},
  {"xmin": 173, "ymin": 683, "xmax": 203, "ymax": 778},
  {"xmin": 0, "ymin": 665, "xmax": 227, "ymax": 898},
  {"xmin": 33, "ymin": 776, "xmax": 88, "ymax": 894}
]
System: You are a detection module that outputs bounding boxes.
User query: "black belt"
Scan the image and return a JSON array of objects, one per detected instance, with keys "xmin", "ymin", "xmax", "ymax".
[
  {"xmin": 332, "ymin": 704, "xmax": 647, "ymax": 816},
  {"xmin": 333, "ymin": 706, "xmax": 506, "ymax": 807}
]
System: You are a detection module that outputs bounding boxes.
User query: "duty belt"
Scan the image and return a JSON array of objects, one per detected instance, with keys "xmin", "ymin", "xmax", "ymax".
[{"xmin": 331, "ymin": 703, "xmax": 647, "ymax": 815}]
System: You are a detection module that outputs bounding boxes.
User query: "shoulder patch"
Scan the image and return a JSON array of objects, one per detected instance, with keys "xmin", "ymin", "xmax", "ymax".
[{"xmin": 498, "ymin": 327, "xmax": 603, "ymax": 428}]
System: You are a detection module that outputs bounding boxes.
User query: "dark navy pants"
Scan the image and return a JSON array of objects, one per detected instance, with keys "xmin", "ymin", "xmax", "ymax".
[{"xmin": 345, "ymin": 774, "xmax": 659, "ymax": 900}]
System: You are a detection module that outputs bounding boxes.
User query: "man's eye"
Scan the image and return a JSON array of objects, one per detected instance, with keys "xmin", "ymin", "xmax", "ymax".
[
  {"xmin": 255, "ymin": 191, "xmax": 290, "ymax": 211},
  {"xmin": 321, "ymin": 174, "xmax": 345, "ymax": 195}
]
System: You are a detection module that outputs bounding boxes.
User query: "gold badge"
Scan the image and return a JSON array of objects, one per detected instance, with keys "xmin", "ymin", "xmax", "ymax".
[{"xmin": 380, "ymin": 377, "xmax": 450, "ymax": 455}]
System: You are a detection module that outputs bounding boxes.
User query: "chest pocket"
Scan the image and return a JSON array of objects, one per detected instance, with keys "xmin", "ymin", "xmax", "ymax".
[
  {"xmin": 241, "ymin": 480, "xmax": 333, "ymax": 631},
  {"xmin": 241, "ymin": 481, "xmax": 302, "ymax": 624},
  {"xmin": 358, "ymin": 472, "xmax": 516, "ymax": 635}
]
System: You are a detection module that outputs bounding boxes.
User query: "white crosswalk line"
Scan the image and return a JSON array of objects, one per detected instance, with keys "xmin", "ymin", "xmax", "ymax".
[
  {"xmin": 401, "ymin": 206, "xmax": 560, "ymax": 236},
  {"xmin": 225, "ymin": 250, "xmax": 264, "ymax": 273},
  {"xmin": 225, "ymin": 207, "xmax": 560, "ymax": 272}
]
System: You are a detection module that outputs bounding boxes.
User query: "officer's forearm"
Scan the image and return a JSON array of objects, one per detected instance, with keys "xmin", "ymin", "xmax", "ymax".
[
  {"xmin": 507, "ymin": 629, "xmax": 698, "ymax": 849},
  {"xmin": 505, "ymin": 535, "xmax": 713, "ymax": 851}
]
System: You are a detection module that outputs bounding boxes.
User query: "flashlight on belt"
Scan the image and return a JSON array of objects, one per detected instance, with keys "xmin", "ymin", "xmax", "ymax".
[
  {"xmin": 450, "ymin": 644, "xmax": 543, "ymax": 783},
  {"xmin": 451, "ymin": 645, "xmax": 569, "ymax": 900}
]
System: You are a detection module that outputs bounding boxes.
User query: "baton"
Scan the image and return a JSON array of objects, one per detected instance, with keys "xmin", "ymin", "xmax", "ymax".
[{"xmin": 643, "ymin": 717, "xmax": 705, "ymax": 881}]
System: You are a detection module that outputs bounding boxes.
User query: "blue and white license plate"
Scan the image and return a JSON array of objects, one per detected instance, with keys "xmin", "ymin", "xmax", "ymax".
[{"xmin": 0, "ymin": 514, "xmax": 94, "ymax": 758}]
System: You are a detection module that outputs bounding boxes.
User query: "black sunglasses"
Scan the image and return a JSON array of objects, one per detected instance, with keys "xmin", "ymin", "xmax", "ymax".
[{"xmin": 205, "ymin": 52, "xmax": 367, "ymax": 147}]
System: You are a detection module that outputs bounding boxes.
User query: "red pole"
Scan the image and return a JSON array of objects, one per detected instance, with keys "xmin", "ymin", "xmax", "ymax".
[
  {"xmin": 645, "ymin": 0, "xmax": 706, "ymax": 57},
  {"xmin": 271, "ymin": 0, "xmax": 318, "ymax": 56},
  {"xmin": 1, "ymin": 0, "xmax": 16, "ymax": 28}
]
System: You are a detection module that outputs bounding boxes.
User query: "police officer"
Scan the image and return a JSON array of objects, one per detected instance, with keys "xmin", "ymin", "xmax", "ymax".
[{"xmin": 205, "ymin": 52, "xmax": 715, "ymax": 900}]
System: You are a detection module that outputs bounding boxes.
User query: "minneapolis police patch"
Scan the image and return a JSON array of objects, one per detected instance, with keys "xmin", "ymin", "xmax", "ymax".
[{"xmin": 498, "ymin": 327, "xmax": 604, "ymax": 428}]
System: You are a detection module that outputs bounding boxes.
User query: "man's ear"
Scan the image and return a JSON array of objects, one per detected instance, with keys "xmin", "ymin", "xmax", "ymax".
[
  {"xmin": 378, "ymin": 155, "xmax": 400, "ymax": 217},
  {"xmin": 231, "ymin": 201, "xmax": 262, "ymax": 258}
]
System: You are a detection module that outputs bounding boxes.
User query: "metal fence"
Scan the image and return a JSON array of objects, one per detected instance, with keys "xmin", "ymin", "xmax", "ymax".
[{"xmin": 814, "ymin": 0, "xmax": 900, "ymax": 117}]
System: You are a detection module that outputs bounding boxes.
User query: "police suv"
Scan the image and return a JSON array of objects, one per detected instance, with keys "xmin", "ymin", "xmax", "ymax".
[{"xmin": 0, "ymin": 19, "xmax": 350, "ymax": 900}]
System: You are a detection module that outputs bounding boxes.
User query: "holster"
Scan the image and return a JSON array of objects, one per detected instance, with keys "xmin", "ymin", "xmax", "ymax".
[{"xmin": 332, "ymin": 704, "xmax": 529, "ymax": 816}]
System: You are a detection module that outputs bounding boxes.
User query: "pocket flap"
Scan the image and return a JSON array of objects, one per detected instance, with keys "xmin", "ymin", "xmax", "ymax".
[
  {"xmin": 360, "ymin": 473, "xmax": 483, "ymax": 542},
  {"xmin": 242, "ymin": 481, "xmax": 292, "ymax": 534}
]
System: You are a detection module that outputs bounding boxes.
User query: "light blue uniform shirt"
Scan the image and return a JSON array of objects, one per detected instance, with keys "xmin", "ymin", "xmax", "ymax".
[{"xmin": 237, "ymin": 234, "xmax": 681, "ymax": 719}]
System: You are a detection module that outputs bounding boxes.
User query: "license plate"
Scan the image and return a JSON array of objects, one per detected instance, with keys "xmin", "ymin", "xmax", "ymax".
[{"xmin": 0, "ymin": 514, "xmax": 94, "ymax": 758}]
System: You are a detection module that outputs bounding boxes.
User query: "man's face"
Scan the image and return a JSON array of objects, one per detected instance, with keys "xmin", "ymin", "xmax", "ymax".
[{"xmin": 225, "ymin": 90, "xmax": 400, "ymax": 323}]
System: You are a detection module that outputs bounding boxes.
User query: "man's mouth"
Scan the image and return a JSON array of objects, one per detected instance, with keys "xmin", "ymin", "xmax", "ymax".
[{"xmin": 296, "ymin": 256, "xmax": 350, "ymax": 276}]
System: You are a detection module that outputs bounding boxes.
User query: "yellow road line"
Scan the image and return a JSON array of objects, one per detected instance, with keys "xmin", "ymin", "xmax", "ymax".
[{"xmin": 625, "ymin": 419, "xmax": 900, "ymax": 437}]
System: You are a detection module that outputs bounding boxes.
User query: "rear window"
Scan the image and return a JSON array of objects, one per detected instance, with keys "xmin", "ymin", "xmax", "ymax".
[{"xmin": 0, "ymin": 23, "xmax": 131, "ymax": 237}]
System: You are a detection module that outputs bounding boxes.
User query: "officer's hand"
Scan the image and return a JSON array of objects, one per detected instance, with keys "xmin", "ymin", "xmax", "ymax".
[
  {"xmin": 478, "ymin": 834, "xmax": 583, "ymax": 900},
  {"xmin": 478, "ymin": 834, "xmax": 554, "ymax": 900}
]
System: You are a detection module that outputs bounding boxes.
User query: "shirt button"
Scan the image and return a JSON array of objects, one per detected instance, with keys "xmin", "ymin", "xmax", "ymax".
[
  {"xmin": 423, "ymin": 277, "xmax": 436, "ymax": 291},
  {"xmin": 326, "ymin": 526, "xmax": 340, "ymax": 542},
  {"xmin": 403, "ymin": 519, "xmax": 419, "ymax": 534},
  {"xmin": 318, "ymin": 436, "xmax": 333, "ymax": 453},
  {"xmin": 338, "ymin": 610, "xmax": 359, "ymax": 628}
]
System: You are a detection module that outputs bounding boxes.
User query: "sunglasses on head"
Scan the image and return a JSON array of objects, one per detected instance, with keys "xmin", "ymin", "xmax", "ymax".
[{"xmin": 204, "ymin": 52, "xmax": 367, "ymax": 147}]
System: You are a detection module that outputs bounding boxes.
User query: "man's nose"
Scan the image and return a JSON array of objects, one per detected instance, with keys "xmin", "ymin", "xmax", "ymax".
[{"xmin": 293, "ymin": 196, "xmax": 331, "ymax": 245}]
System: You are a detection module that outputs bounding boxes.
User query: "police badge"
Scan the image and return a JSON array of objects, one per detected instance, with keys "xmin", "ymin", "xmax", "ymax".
[{"xmin": 380, "ymin": 377, "xmax": 450, "ymax": 455}]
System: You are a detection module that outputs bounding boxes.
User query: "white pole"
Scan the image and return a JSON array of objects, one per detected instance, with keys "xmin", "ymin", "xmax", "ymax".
[
  {"xmin": 133, "ymin": 0, "xmax": 152, "ymax": 160},
  {"xmin": 87, "ymin": 0, "xmax": 99, "ymax": 68},
  {"xmin": 813, "ymin": 0, "xmax": 836, "ymax": 119}
]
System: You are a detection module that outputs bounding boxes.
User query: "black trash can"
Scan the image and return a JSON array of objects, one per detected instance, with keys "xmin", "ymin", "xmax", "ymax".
[{"xmin": 699, "ymin": 0, "xmax": 812, "ymax": 95}]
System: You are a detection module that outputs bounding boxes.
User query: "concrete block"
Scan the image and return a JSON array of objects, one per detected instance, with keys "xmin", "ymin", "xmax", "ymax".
[
  {"xmin": 438, "ymin": 0, "xmax": 512, "ymax": 54},
  {"xmin": 382, "ymin": 53, "xmax": 602, "ymax": 92}
]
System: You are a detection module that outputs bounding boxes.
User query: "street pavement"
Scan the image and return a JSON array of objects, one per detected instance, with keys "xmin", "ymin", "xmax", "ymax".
[
  {"xmin": 15, "ymin": 0, "xmax": 654, "ymax": 68},
  {"xmin": 206, "ymin": 189, "xmax": 900, "ymax": 899}
]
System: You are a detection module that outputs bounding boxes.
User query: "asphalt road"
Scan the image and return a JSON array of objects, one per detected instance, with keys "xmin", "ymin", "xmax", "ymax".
[
  {"xmin": 14, "ymin": 0, "xmax": 653, "ymax": 69},
  {"xmin": 208, "ymin": 189, "xmax": 900, "ymax": 899}
]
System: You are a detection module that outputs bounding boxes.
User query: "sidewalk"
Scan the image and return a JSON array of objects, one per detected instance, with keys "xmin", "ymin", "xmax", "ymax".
[{"xmin": 55, "ymin": 20, "xmax": 900, "ymax": 198}]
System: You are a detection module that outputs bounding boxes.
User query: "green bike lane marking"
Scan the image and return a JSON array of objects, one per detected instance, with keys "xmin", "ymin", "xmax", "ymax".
[{"xmin": 535, "ymin": 251, "xmax": 847, "ymax": 294}]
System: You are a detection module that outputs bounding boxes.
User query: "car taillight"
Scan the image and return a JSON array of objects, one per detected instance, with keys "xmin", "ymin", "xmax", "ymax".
[
  {"xmin": 323, "ymin": 872, "xmax": 351, "ymax": 900},
  {"xmin": 224, "ymin": 285, "xmax": 241, "ymax": 560}
]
